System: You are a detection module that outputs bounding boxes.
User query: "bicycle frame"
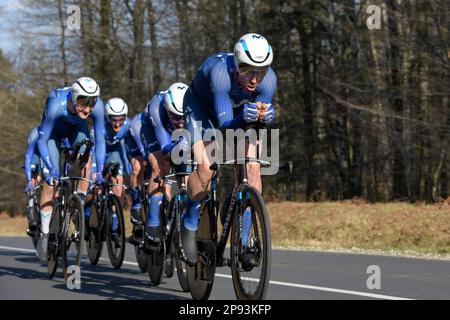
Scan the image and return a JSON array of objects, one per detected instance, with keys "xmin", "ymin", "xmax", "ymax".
[
  {"xmin": 208, "ymin": 158, "xmax": 293, "ymax": 268},
  {"xmin": 163, "ymin": 171, "xmax": 190, "ymax": 249},
  {"xmin": 52, "ymin": 141, "xmax": 93, "ymax": 253}
]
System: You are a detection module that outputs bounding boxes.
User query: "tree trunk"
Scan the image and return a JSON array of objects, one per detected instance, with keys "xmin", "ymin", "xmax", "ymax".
[
  {"xmin": 57, "ymin": 0, "xmax": 67, "ymax": 83},
  {"xmin": 147, "ymin": 0, "xmax": 161, "ymax": 93}
]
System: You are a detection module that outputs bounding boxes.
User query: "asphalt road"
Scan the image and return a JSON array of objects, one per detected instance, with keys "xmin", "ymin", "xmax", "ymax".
[{"xmin": 1, "ymin": 237, "xmax": 450, "ymax": 300}]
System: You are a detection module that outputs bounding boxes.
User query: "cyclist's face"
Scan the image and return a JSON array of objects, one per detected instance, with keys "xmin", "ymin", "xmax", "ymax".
[
  {"xmin": 237, "ymin": 64, "xmax": 269, "ymax": 93},
  {"xmin": 75, "ymin": 96, "xmax": 97, "ymax": 119},
  {"xmin": 169, "ymin": 112, "xmax": 185, "ymax": 129},
  {"xmin": 109, "ymin": 115, "xmax": 125, "ymax": 132}
]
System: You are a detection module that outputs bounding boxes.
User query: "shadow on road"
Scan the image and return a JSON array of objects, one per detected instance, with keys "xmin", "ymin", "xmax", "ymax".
[{"xmin": 0, "ymin": 249, "xmax": 189, "ymax": 300}]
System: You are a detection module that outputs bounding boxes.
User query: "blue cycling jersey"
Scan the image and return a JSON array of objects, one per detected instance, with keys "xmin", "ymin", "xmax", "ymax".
[
  {"xmin": 145, "ymin": 91, "xmax": 175, "ymax": 151},
  {"xmin": 104, "ymin": 117, "xmax": 133, "ymax": 176},
  {"xmin": 24, "ymin": 127, "xmax": 40, "ymax": 182},
  {"xmin": 38, "ymin": 87, "xmax": 106, "ymax": 175},
  {"xmin": 190, "ymin": 52, "xmax": 277, "ymax": 129},
  {"xmin": 105, "ymin": 116, "xmax": 131, "ymax": 146}
]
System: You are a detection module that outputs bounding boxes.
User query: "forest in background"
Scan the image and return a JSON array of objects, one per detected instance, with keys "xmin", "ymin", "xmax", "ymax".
[{"xmin": 0, "ymin": 0, "xmax": 448, "ymax": 215}]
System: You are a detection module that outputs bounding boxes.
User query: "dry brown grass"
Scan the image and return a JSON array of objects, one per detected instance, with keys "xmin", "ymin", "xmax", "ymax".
[
  {"xmin": 268, "ymin": 201, "xmax": 450, "ymax": 254},
  {"xmin": 2, "ymin": 202, "xmax": 450, "ymax": 255}
]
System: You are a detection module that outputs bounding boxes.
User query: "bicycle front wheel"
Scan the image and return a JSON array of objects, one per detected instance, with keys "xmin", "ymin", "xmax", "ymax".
[
  {"xmin": 146, "ymin": 195, "xmax": 168, "ymax": 286},
  {"xmin": 186, "ymin": 202, "xmax": 216, "ymax": 300},
  {"xmin": 86, "ymin": 201, "xmax": 103, "ymax": 265},
  {"xmin": 30, "ymin": 201, "xmax": 41, "ymax": 249},
  {"xmin": 47, "ymin": 203, "xmax": 62, "ymax": 278},
  {"xmin": 106, "ymin": 194, "xmax": 126, "ymax": 269},
  {"xmin": 61, "ymin": 195, "xmax": 85, "ymax": 281},
  {"xmin": 230, "ymin": 186, "xmax": 271, "ymax": 300}
]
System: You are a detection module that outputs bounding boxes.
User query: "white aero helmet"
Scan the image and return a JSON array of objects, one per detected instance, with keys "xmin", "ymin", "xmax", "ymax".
[
  {"xmin": 233, "ymin": 33, "xmax": 273, "ymax": 73},
  {"xmin": 71, "ymin": 77, "xmax": 100, "ymax": 104},
  {"xmin": 105, "ymin": 97, "xmax": 128, "ymax": 120},
  {"xmin": 164, "ymin": 82, "xmax": 188, "ymax": 116}
]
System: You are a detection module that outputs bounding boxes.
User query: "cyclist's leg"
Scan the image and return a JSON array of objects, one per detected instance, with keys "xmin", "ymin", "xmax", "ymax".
[
  {"xmin": 181, "ymin": 89, "xmax": 217, "ymax": 264},
  {"xmin": 125, "ymin": 135, "xmax": 145, "ymax": 224},
  {"xmin": 129, "ymin": 156, "xmax": 145, "ymax": 225},
  {"xmin": 241, "ymin": 139, "xmax": 262, "ymax": 247},
  {"xmin": 38, "ymin": 137, "xmax": 59, "ymax": 261},
  {"xmin": 141, "ymin": 124, "xmax": 169, "ymax": 243},
  {"xmin": 69, "ymin": 121, "xmax": 91, "ymax": 199},
  {"xmin": 245, "ymin": 139, "xmax": 262, "ymax": 192},
  {"xmin": 84, "ymin": 144, "xmax": 96, "ymax": 221},
  {"xmin": 184, "ymin": 89, "xmax": 217, "ymax": 214},
  {"xmin": 27, "ymin": 154, "xmax": 41, "ymax": 227}
]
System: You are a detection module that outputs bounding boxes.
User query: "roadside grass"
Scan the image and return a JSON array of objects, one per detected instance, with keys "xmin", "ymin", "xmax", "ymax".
[
  {"xmin": 268, "ymin": 201, "xmax": 450, "ymax": 255},
  {"xmin": 2, "ymin": 201, "xmax": 450, "ymax": 256}
]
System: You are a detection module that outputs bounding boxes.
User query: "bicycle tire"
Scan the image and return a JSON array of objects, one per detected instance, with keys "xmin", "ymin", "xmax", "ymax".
[
  {"xmin": 164, "ymin": 198, "xmax": 175, "ymax": 279},
  {"xmin": 174, "ymin": 233, "xmax": 190, "ymax": 292},
  {"xmin": 133, "ymin": 204, "xmax": 147, "ymax": 272},
  {"xmin": 186, "ymin": 202, "xmax": 216, "ymax": 300},
  {"xmin": 171, "ymin": 198, "xmax": 189, "ymax": 291},
  {"xmin": 47, "ymin": 203, "xmax": 62, "ymax": 278},
  {"xmin": 146, "ymin": 241, "xmax": 165, "ymax": 285},
  {"xmin": 105, "ymin": 194, "xmax": 126, "ymax": 269},
  {"xmin": 146, "ymin": 195, "xmax": 168, "ymax": 285},
  {"xmin": 30, "ymin": 201, "xmax": 41, "ymax": 249},
  {"xmin": 62, "ymin": 195, "xmax": 85, "ymax": 281},
  {"xmin": 86, "ymin": 201, "xmax": 103, "ymax": 265},
  {"xmin": 230, "ymin": 186, "xmax": 271, "ymax": 300}
]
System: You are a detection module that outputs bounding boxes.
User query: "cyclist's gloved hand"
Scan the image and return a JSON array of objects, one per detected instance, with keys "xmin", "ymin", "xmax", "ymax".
[
  {"xmin": 45, "ymin": 170, "xmax": 59, "ymax": 186},
  {"xmin": 260, "ymin": 104, "xmax": 275, "ymax": 124},
  {"xmin": 25, "ymin": 181, "xmax": 34, "ymax": 193},
  {"xmin": 243, "ymin": 103, "xmax": 259, "ymax": 123}
]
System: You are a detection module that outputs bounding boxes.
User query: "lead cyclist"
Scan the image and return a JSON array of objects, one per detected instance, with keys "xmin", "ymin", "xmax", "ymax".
[
  {"xmin": 180, "ymin": 33, "xmax": 277, "ymax": 266},
  {"xmin": 36, "ymin": 77, "xmax": 106, "ymax": 262}
]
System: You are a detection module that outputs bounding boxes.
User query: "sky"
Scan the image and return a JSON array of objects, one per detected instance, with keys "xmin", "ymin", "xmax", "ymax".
[{"xmin": 0, "ymin": 0, "xmax": 22, "ymax": 55}]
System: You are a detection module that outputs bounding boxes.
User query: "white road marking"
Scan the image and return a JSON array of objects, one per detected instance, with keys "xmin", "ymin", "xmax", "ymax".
[{"xmin": 0, "ymin": 245, "xmax": 414, "ymax": 300}]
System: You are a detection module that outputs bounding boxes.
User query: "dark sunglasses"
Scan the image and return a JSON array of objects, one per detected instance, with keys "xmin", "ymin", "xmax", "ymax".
[
  {"xmin": 168, "ymin": 112, "xmax": 184, "ymax": 122},
  {"xmin": 109, "ymin": 116, "xmax": 126, "ymax": 123},
  {"xmin": 238, "ymin": 63, "xmax": 269, "ymax": 81},
  {"xmin": 76, "ymin": 96, "xmax": 98, "ymax": 108}
]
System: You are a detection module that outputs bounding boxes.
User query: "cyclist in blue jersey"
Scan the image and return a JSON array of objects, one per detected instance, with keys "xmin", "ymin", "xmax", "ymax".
[
  {"xmin": 24, "ymin": 128, "xmax": 70, "ymax": 229},
  {"xmin": 181, "ymin": 33, "xmax": 277, "ymax": 266},
  {"xmin": 36, "ymin": 77, "xmax": 105, "ymax": 262},
  {"xmin": 24, "ymin": 127, "xmax": 43, "ymax": 229},
  {"xmin": 84, "ymin": 97, "xmax": 140, "ymax": 243},
  {"xmin": 129, "ymin": 82, "xmax": 189, "ymax": 246}
]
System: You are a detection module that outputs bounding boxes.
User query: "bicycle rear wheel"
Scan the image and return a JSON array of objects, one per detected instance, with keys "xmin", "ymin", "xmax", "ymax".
[
  {"xmin": 230, "ymin": 186, "xmax": 271, "ymax": 300},
  {"xmin": 61, "ymin": 195, "xmax": 85, "ymax": 281},
  {"xmin": 186, "ymin": 202, "xmax": 216, "ymax": 300},
  {"xmin": 47, "ymin": 203, "xmax": 62, "ymax": 278},
  {"xmin": 174, "ymin": 232, "xmax": 189, "ymax": 292},
  {"xmin": 106, "ymin": 194, "xmax": 126, "ymax": 269},
  {"xmin": 86, "ymin": 201, "xmax": 103, "ymax": 265}
]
